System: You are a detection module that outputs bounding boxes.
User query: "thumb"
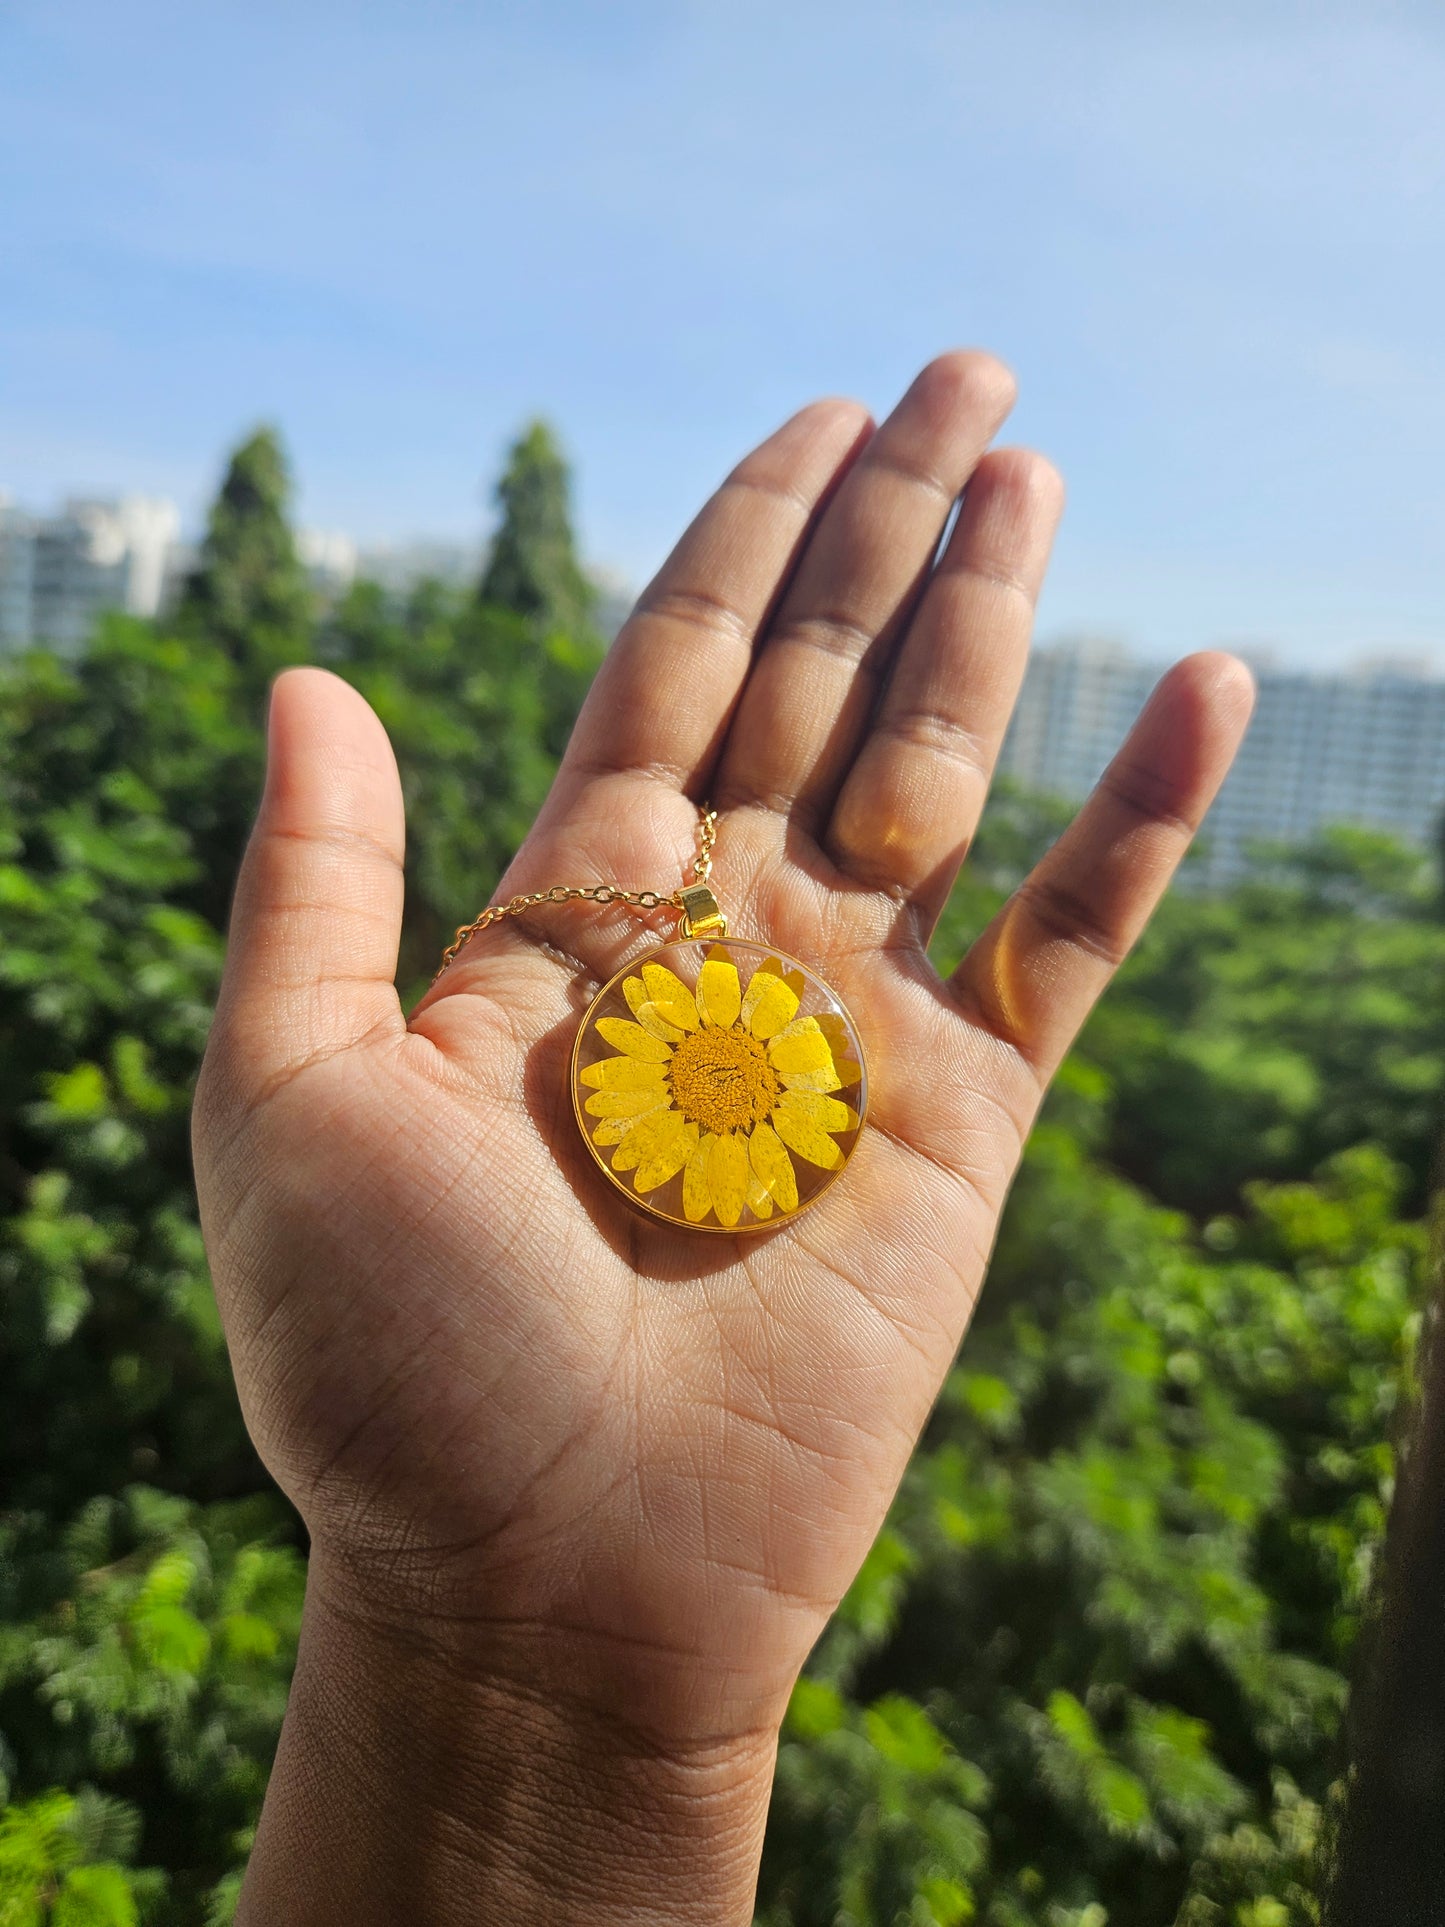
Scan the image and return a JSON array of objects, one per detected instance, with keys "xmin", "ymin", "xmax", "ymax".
[{"xmin": 212, "ymin": 667, "xmax": 406, "ymax": 1081}]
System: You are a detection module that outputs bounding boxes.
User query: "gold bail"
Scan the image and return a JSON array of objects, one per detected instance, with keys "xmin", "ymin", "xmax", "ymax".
[{"xmin": 676, "ymin": 883, "xmax": 728, "ymax": 940}]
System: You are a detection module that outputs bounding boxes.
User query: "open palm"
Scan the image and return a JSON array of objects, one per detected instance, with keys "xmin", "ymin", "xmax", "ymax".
[{"xmin": 194, "ymin": 353, "xmax": 1251, "ymax": 1767}]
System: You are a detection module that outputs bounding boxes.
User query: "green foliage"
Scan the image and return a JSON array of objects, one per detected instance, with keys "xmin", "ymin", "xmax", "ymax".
[
  {"xmin": 176, "ymin": 428, "xmax": 311, "ymax": 690},
  {"xmin": 758, "ymin": 1133, "xmax": 1418, "ymax": 1925},
  {"xmin": 1078, "ymin": 835, "xmax": 1445, "ymax": 1219},
  {"xmin": 478, "ymin": 418, "xmax": 598, "ymax": 647},
  {"xmin": 1178, "ymin": 1773, "xmax": 1327, "ymax": 1927},
  {"xmin": 760, "ymin": 1682, "xmax": 988, "ymax": 1926},
  {"xmin": 0, "ymin": 1788, "xmax": 161, "ymax": 1926},
  {"xmin": 0, "ymin": 427, "xmax": 599, "ymax": 1917},
  {"xmin": 314, "ymin": 577, "xmax": 590, "ymax": 979},
  {"xmin": 0, "ymin": 421, "xmax": 1432, "ymax": 1918}
]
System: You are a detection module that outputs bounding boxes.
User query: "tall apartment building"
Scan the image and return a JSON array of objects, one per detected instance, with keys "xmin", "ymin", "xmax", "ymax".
[
  {"xmin": 998, "ymin": 638, "xmax": 1445, "ymax": 884},
  {"xmin": 0, "ymin": 501, "xmax": 36, "ymax": 649},
  {"xmin": 0, "ymin": 494, "xmax": 180, "ymax": 656}
]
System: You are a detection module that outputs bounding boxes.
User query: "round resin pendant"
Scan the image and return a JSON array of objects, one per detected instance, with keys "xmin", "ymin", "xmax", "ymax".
[{"xmin": 571, "ymin": 939, "xmax": 867, "ymax": 1232}]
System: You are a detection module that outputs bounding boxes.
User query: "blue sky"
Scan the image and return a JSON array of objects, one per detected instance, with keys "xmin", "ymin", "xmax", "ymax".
[{"xmin": 3, "ymin": 1, "xmax": 1442, "ymax": 664}]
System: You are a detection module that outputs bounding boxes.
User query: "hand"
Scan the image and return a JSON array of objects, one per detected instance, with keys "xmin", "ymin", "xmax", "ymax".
[{"xmin": 194, "ymin": 352, "xmax": 1253, "ymax": 1925}]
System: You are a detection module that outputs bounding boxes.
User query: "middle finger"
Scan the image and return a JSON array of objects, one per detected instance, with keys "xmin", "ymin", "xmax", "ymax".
[{"xmin": 714, "ymin": 350, "xmax": 1016, "ymax": 838}]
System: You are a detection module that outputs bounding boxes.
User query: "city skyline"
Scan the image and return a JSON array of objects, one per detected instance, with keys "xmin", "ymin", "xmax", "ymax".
[
  {"xmin": 4, "ymin": 6, "xmax": 1443, "ymax": 670},
  {"xmin": 7, "ymin": 477, "xmax": 1445, "ymax": 879},
  {"xmin": 0, "ymin": 481, "xmax": 635, "ymax": 652},
  {"xmin": 9, "ymin": 486, "xmax": 1445, "ymax": 894},
  {"xmin": 4, "ymin": 475, "xmax": 1442, "ymax": 676}
]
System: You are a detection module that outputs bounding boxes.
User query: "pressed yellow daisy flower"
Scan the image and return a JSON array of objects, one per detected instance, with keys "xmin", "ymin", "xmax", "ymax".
[{"xmin": 577, "ymin": 946, "xmax": 863, "ymax": 1228}]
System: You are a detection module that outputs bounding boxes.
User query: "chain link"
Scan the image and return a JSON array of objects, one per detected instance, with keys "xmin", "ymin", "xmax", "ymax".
[
  {"xmin": 432, "ymin": 804, "xmax": 720, "ymax": 983},
  {"xmin": 693, "ymin": 803, "xmax": 718, "ymax": 884}
]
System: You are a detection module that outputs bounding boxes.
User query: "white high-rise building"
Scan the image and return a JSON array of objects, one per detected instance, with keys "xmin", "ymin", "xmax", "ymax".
[
  {"xmin": 0, "ymin": 494, "xmax": 181, "ymax": 656},
  {"xmin": 296, "ymin": 527, "xmax": 359, "ymax": 601},
  {"xmin": 0, "ymin": 498, "xmax": 37, "ymax": 651},
  {"xmin": 998, "ymin": 638, "xmax": 1445, "ymax": 884}
]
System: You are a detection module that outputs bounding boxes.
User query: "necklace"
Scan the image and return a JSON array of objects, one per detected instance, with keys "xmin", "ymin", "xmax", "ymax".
[{"xmin": 434, "ymin": 807, "xmax": 868, "ymax": 1233}]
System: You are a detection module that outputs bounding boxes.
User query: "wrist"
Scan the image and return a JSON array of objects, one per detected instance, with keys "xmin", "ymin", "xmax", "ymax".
[{"xmin": 240, "ymin": 1553, "xmax": 782, "ymax": 1927}]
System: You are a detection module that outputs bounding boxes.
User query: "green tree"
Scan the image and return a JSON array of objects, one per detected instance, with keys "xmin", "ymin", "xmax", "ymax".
[
  {"xmin": 1073, "ymin": 834, "xmax": 1445, "ymax": 1217},
  {"xmin": 315, "ymin": 575, "xmax": 600, "ymax": 982},
  {"xmin": 0, "ymin": 1786, "xmax": 161, "ymax": 1925},
  {"xmin": 0, "ymin": 615, "xmax": 298, "ymax": 1921},
  {"xmin": 0, "ymin": 413, "xmax": 1435, "ymax": 1924},
  {"xmin": 478, "ymin": 419, "xmax": 597, "ymax": 644},
  {"xmin": 758, "ymin": 1130, "xmax": 1418, "ymax": 1926},
  {"xmin": 0, "ymin": 426, "xmax": 599, "ymax": 1920},
  {"xmin": 178, "ymin": 428, "xmax": 310, "ymax": 689}
]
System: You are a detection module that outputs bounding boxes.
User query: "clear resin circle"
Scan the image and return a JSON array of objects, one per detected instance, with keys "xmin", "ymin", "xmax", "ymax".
[{"xmin": 571, "ymin": 939, "xmax": 868, "ymax": 1233}]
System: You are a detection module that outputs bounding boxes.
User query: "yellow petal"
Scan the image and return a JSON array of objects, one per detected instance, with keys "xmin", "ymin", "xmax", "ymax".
[
  {"xmin": 758, "ymin": 958, "xmax": 804, "ymax": 1000},
  {"xmin": 776, "ymin": 1089, "xmax": 858, "ymax": 1133},
  {"xmin": 635, "ymin": 1119, "xmax": 698, "ymax": 1193},
  {"xmin": 772, "ymin": 1106, "xmax": 843, "ymax": 1170},
  {"xmin": 814, "ymin": 1015, "xmax": 862, "ymax": 1083},
  {"xmin": 624, "ymin": 976, "xmax": 687, "ymax": 1043},
  {"xmin": 586, "ymin": 1086, "xmax": 673, "ymax": 1118},
  {"xmin": 611, "ymin": 1107, "xmax": 687, "ymax": 1172},
  {"xmin": 592, "ymin": 1108, "xmax": 665, "ymax": 1146},
  {"xmin": 748, "ymin": 1120, "xmax": 799, "ymax": 1211},
  {"xmin": 594, "ymin": 1017, "xmax": 673, "ymax": 1063},
  {"xmin": 683, "ymin": 1132, "xmax": 716, "ymax": 1223},
  {"xmin": 580, "ymin": 1055, "xmax": 669, "ymax": 1090},
  {"xmin": 771, "ymin": 1014, "xmax": 822, "ymax": 1044},
  {"xmin": 741, "ymin": 969, "xmax": 800, "ymax": 1040},
  {"xmin": 767, "ymin": 1028, "xmax": 833, "ymax": 1074},
  {"xmin": 696, "ymin": 956, "xmax": 742, "ymax": 1029},
  {"xmin": 707, "ymin": 1132, "xmax": 750, "ymax": 1228},
  {"xmin": 641, "ymin": 962, "xmax": 700, "ymax": 1032},
  {"xmin": 745, "ymin": 1173, "xmax": 774, "ymax": 1221},
  {"xmin": 780, "ymin": 1065, "xmax": 843, "ymax": 1094}
]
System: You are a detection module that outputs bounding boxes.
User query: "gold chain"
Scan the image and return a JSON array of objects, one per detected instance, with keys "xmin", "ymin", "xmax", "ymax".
[
  {"xmin": 693, "ymin": 801, "xmax": 717, "ymax": 885},
  {"xmin": 432, "ymin": 804, "xmax": 721, "ymax": 983}
]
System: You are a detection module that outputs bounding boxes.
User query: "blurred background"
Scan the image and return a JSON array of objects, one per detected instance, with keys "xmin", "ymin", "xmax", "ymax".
[{"xmin": 2, "ymin": 5, "xmax": 1442, "ymax": 1923}]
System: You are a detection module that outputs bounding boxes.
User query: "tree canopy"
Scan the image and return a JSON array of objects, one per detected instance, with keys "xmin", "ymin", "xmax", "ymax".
[
  {"xmin": 478, "ymin": 418, "xmax": 598, "ymax": 642},
  {"xmin": 0, "ymin": 427, "xmax": 1437, "ymax": 1923},
  {"xmin": 177, "ymin": 428, "xmax": 311, "ymax": 688}
]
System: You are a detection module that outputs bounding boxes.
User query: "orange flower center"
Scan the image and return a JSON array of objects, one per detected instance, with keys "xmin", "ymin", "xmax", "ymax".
[{"xmin": 669, "ymin": 1026, "xmax": 780, "ymax": 1136}]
